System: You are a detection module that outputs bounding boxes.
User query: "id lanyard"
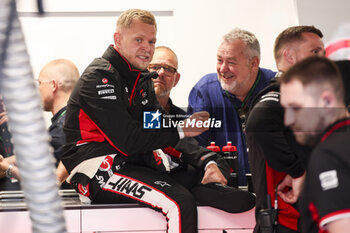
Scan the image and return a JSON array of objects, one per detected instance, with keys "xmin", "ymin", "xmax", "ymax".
[
  {"xmin": 225, "ymin": 70, "xmax": 261, "ymax": 130},
  {"xmin": 58, "ymin": 109, "xmax": 67, "ymax": 119}
]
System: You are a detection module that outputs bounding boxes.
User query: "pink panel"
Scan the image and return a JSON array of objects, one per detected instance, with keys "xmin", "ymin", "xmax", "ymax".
[
  {"xmin": 0, "ymin": 209, "xmax": 81, "ymax": 233},
  {"xmin": 0, "ymin": 205, "xmax": 255, "ymax": 232},
  {"xmin": 198, "ymin": 206, "xmax": 255, "ymax": 229},
  {"xmin": 81, "ymin": 207, "xmax": 167, "ymax": 232}
]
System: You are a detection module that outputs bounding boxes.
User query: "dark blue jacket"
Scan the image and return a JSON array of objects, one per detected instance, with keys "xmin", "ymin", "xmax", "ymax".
[{"xmin": 187, "ymin": 68, "xmax": 276, "ymax": 185}]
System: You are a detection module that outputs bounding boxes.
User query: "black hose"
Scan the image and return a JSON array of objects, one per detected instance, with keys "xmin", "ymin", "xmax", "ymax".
[{"xmin": 37, "ymin": 0, "xmax": 44, "ymax": 15}]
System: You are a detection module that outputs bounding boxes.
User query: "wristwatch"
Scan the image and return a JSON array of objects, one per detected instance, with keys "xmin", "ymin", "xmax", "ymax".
[{"xmin": 5, "ymin": 164, "xmax": 14, "ymax": 179}]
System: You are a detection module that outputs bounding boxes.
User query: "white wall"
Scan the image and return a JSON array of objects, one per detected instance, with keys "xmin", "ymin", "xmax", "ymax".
[
  {"xmin": 296, "ymin": 0, "xmax": 350, "ymax": 60},
  {"xmin": 296, "ymin": 0, "xmax": 350, "ymax": 44},
  {"xmin": 17, "ymin": 0, "xmax": 299, "ymax": 125}
]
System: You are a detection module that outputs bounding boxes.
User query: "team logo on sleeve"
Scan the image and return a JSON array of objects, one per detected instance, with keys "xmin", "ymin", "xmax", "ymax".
[
  {"xmin": 143, "ymin": 110, "xmax": 161, "ymax": 129},
  {"xmin": 319, "ymin": 170, "xmax": 339, "ymax": 191}
]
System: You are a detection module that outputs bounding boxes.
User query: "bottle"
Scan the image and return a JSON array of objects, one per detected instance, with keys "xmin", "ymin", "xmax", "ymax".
[
  {"xmin": 206, "ymin": 142, "xmax": 220, "ymax": 152},
  {"xmin": 222, "ymin": 141, "xmax": 239, "ymax": 188}
]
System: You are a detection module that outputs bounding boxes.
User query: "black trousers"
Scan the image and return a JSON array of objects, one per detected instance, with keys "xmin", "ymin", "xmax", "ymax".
[{"xmin": 88, "ymin": 161, "xmax": 198, "ymax": 233}]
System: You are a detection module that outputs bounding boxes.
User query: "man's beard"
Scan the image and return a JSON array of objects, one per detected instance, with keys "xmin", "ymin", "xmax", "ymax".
[
  {"xmin": 43, "ymin": 98, "xmax": 53, "ymax": 112},
  {"xmin": 219, "ymin": 79, "xmax": 238, "ymax": 94},
  {"xmin": 155, "ymin": 87, "xmax": 169, "ymax": 98},
  {"xmin": 218, "ymin": 72, "xmax": 250, "ymax": 94},
  {"xmin": 295, "ymin": 132, "xmax": 320, "ymax": 147},
  {"xmin": 294, "ymin": 114, "xmax": 326, "ymax": 147}
]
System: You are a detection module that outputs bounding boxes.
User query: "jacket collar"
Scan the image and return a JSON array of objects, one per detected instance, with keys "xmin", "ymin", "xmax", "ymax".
[
  {"xmin": 51, "ymin": 106, "xmax": 67, "ymax": 124},
  {"xmin": 320, "ymin": 118, "xmax": 350, "ymax": 143},
  {"xmin": 250, "ymin": 77, "xmax": 280, "ymax": 108},
  {"xmin": 102, "ymin": 45, "xmax": 158, "ymax": 105},
  {"xmin": 102, "ymin": 45, "xmax": 158, "ymax": 87}
]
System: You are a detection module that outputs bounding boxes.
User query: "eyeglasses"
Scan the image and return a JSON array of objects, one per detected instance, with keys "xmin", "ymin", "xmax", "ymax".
[{"xmin": 148, "ymin": 64, "xmax": 177, "ymax": 75}]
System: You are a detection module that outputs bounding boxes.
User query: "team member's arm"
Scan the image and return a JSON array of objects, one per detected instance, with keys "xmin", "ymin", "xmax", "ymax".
[
  {"xmin": 277, "ymin": 173, "xmax": 305, "ymax": 204},
  {"xmin": 0, "ymin": 155, "xmax": 71, "ymax": 186},
  {"xmin": 246, "ymin": 99, "xmax": 306, "ymax": 177},
  {"xmin": 187, "ymin": 82, "xmax": 212, "ymax": 147},
  {"xmin": 327, "ymin": 218, "xmax": 350, "ymax": 233},
  {"xmin": 0, "ymin": 112, "xmax": 8, "ymax": 125},
  {"xmin": 201, "ymin": 163, "xmax": 227, "ymax": 185},
  {"xmin": 309, "ymin": 146, "xmax": 350, "ymax": 232},
  {"xmin": 0, "ymin": 154, "xmax": 20, "ymax": 180},
  {"xmin": 163, "ymin": 137, "xmax": 229, "ymax": 185},
  {"xmin": 181, "ymin": 111, "xmax": 210, "ymax": 138},
  {"xmin": 56, "ymin": 161, "xmax": 69, "ymax": 185}
]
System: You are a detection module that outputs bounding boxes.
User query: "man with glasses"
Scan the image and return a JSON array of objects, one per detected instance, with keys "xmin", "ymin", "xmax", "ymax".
[
  {"xmin": 0, "ymin": 59, "xmax": 79, "ymax": 189},
  {"xmin": 148, "ymin": 46, "xmax": 226, "ymax": 189},
  {"xmin": 188, "ymin": 28, "xmax": 276, "ymax": 186},
  {"xmin": 147, "ymin": 45, "xmax": 255, "ymax": 214},
  {"xmin": 37, "ymin": 59, "xmax": 79, "ymax": 166},
  {"xmin": 148, "ymin": 46, "xmax": 182, "ymax": 115},
  {"xmin": 149, "ymin": 46, "xmax": 226, "ymax": 189}
]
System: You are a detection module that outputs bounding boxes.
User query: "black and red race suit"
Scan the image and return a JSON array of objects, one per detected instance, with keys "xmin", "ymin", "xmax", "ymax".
[{"xmin": 61, "ymin": 45, "xmax": 220, "ymax": 233}]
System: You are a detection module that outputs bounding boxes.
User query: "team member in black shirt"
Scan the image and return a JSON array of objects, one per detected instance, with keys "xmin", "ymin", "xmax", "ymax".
[
  {"xmin": 148, "ymin": 46, "xmax": 255, "ymax": 214},
  {"xmin": 149, "ymin": 46, "xmax": 226, "ymax": 187},
  {"xmin": 280, "ymin": 56, "xmax": 350, "ymax": 233},
  {"xmin": 0, "ymin": 59, "xmax": 79, "ymax": 190},
  {"xmin": 246, "ymin": 25, "xmax": 324, "ymax": 233}
]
